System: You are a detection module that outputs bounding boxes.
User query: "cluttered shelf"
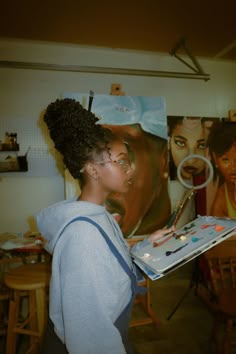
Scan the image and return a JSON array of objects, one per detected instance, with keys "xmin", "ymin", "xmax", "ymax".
[
  {"xmin": 0, "ymin": 232, "xmax": 50, "ymax": 265},
  {"xmin": 0, "ymin": 149, "xmax": 28, "ymax": 173},
  {"xmin": 0, "ymin": 143, "xmax": 19, "ymax": 152},
  {"xmin": 0, "ymin": 132, "xmax": 29, "ymax": 172}
]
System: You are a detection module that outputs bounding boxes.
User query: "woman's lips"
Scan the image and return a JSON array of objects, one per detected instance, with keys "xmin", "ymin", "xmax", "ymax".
[{"xmin": 182, "ymin": 166, "xmax": 198, "ymax": 175}]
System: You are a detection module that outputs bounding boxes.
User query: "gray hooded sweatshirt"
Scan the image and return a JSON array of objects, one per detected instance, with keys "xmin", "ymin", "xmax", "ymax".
[{"xmin": 36, "ymin": 198, "xmax": 147, "ymax": 354}]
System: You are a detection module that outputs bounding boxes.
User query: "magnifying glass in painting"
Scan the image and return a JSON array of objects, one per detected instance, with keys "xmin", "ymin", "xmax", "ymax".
[{"xmin": 167, "ymin": 154, "xmax": 214, "ymax": 227}]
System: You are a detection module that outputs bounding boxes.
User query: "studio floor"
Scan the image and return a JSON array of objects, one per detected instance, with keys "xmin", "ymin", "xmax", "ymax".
[
  {"xmin": 1, "ymin": 261, "xmax": 235, "ymax": 354},
  {"xmin": 129, "ymin": 261, "xmax": 223, "ymax": 354}
]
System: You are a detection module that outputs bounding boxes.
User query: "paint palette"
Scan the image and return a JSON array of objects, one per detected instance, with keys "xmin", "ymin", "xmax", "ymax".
[{"xmin": 131, "ymin": 216, "xmax": 236, "ymax": 278}]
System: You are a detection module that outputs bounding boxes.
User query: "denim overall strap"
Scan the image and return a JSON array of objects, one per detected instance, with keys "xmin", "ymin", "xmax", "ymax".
[{"xmin": 59, "ymin": 216, "xmax": 137, "ymax": 294}]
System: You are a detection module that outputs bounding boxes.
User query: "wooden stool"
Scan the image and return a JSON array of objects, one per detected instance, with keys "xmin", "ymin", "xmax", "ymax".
[
  {"xmin": 130, "ymin": 275, "xmax": 161, "ymax": 328},
  {"xmin": 128, "ymin": 237, "xmax": 161, "ymax": 328},
  {"xmin": 4, "ymin": 263, "xmax": 51, "ymax": 354}
]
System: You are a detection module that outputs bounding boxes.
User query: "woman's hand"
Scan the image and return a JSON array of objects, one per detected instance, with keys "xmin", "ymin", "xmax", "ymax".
[{"xmin": 147, "ymin": 225, "xmax": 176, "ymax": 244}]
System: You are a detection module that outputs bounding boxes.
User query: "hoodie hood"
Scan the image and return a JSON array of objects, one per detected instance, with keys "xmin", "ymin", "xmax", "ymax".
[{"xmin": 35, "ymin": 198, "xmax": 106, "ymax": 254}]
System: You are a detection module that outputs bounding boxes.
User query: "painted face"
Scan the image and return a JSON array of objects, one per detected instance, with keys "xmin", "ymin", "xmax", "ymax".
[
  {"xmin": 214, "ymin": 144, "xmax": 236, "ymax": 184},
  {"xmin": 102, "ymin": 124, "xmax": 171, "ymax": 237},
  {"xmin": 170, "ymin": 119, "xmax": 207, "ymax": 180}
]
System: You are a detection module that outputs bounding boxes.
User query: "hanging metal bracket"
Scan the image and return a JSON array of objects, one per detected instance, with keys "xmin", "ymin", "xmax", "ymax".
[
  {"xmin": 170, "ymin": 38, "xmax": 209, "ymax": 80},
  {"xmin": 0, "ymin": 39, "xmax": 210, "ymax": 81}
]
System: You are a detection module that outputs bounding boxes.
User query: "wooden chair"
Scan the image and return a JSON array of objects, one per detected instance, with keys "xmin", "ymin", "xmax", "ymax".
[
  {"xmin": 4, "ymin": 262, "xmax": 51, "ymax": 354},
  {"xmin": 205, "ymin": 240, "xmax": 236, "ymax": 354},
  {"xmin": 128, "ymin": 237, "xmax": 161, "ymax": 328}
]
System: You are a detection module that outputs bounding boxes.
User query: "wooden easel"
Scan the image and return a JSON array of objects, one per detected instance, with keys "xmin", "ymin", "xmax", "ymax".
[{"xmin": 110, "ymin": 83, "xmax": 161, "ymax": 328}]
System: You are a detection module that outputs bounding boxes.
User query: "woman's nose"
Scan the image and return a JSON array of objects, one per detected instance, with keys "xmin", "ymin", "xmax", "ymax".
[
  {"xmin": 231, "ymin": 159, "xmax": 236, "ymax": 169},
  {"xmin": 126, "ymin": 164, "xmax": 135, "ymax": 175}
]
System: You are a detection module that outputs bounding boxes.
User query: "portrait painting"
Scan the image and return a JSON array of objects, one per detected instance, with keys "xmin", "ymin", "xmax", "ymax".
[
  {"xmin": 206, "ymin": 120, "xmax": 236, "ymax": 218},
  {"xmin": 167, "ymin": 116, "xmax": 219, "ymax": 217},
  {"xmin": 63, "ymin": 94, "xmax": 171, "ymax": 237}
]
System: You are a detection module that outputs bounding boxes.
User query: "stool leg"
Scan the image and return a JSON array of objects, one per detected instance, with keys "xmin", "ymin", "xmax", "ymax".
[
  {"xmin": 6, "ymin": 298, "xmax": 18, "ymax": 354},
  {"xmin": 35, "ymin": 287, "xmax": 47, "ymax": 351},
  {"xmin": 29, "ymin": 291, "xmax": 37, "ymax": 352}
]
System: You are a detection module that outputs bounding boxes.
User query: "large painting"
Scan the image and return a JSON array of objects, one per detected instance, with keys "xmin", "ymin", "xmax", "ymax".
[
  {"xmin": 167, "ymin": 116, "xmax": 216, "ymax": 182},
  {"xmin": 63, "ymin": 94, "xmax": 171, "ymax": 237},
  {"xmin": 207, "ymin": 120, "xmax": 236, "ymax": 217},
  {"xmin": 167, "ymin": 116, "xmax": 236, "ymax": 219}
]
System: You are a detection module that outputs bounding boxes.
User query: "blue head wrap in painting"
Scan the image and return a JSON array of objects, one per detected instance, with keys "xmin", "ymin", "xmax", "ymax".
[{"xmin": 62, "ymin": 94, "xmax": 167, "ymax": 140}]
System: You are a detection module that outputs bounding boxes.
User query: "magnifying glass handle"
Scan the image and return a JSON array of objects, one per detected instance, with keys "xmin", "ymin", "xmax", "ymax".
[
  {"xmin": 166, "ymin": 209, "xmax": 179, "ymax": 227},
  {"xmin": 166, "ymin": 188, "xmax": 196, "ymax": 227}
]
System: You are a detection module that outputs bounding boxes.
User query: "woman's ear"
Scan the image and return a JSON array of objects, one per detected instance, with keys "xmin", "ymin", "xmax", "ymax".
[{"xmin": 84, "ymin": 162, "xmax": 100, "ymax": 180}]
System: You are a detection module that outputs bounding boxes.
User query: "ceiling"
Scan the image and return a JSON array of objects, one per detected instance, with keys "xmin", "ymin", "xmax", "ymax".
[{"xmin": 1, "ymin": 0, "xmax": 236, "ymax": 62}]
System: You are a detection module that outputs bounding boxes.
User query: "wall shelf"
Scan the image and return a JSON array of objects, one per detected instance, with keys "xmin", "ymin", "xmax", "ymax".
[{"xmin": 0, "ymin": 143, "xmax": 19, "ymax": 151}]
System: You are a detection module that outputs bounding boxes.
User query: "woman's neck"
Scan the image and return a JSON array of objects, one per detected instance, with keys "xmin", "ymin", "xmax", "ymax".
[{"xmin": 79, "ymin": 184, "xmax": 107, "ymax": 206}]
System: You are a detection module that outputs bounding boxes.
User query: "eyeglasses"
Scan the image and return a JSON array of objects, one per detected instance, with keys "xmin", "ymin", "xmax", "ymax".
[
  {"xmin": 80, "ymin": 158, "xmax": 133, "ymax": 174},
  {"xmin": 95, "ymin": 158, "xmax": 133, "ymax": 172}
]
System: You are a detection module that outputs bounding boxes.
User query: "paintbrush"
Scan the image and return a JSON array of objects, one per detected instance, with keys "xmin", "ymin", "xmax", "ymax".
[{"xmin": 88, "ymin": 90, "xmax": 94, "ymax": 111}]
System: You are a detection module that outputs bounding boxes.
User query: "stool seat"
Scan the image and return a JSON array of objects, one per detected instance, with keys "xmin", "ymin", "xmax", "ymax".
[
  {"xmin": 5, "ymin": 263, "xmax": 51, "ymax": 354},
  {"xmin": 5, "ymin": 263, "xmax": 51, "ymax": 290}
]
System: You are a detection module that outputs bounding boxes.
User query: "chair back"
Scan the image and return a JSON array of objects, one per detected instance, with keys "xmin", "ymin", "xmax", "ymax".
[{"xmin": 205, "ymin": 240, "xmax": 236, "ymax": 295}]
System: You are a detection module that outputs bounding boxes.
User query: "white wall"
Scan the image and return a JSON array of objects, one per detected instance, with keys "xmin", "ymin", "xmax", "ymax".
[{"xmin": 0, "ymin": 38, "xmax": 236, "ymax": 233}]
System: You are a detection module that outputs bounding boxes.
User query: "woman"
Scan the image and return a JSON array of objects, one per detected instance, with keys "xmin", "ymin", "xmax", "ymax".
[
  {"xmin": 36, "ymin": 98, "xmax": 174, "ymax": 354},
  {"xmin": 207, "ymin": 121, "xmax": 236, "ymax": 217}
]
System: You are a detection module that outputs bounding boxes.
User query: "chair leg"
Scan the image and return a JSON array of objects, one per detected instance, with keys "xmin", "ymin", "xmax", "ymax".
[
  {"xmin": 211, "ymin": 312, "xmax": 223, "ymax": 354},
  {"xmin": 223, "ymin": 318, "xmax": 233, "ymax": 354}
]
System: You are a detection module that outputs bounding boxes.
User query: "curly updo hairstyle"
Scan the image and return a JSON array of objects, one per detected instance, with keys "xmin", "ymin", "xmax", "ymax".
[{"xmin": 44, "ymin": 98, "xmax": 114, "ymax": 180}]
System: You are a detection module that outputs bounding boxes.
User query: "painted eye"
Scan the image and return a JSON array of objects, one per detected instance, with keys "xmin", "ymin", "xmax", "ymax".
[
  {"xmin": 197, "ymin": 142, "xmax": 207, "ymax": 150},
  {"xmin": 174, "ymin": 139, "xmax": 185, "ymax": 148}
]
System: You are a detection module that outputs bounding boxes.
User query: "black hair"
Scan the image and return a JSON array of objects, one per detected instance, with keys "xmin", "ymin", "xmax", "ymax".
[
  {"xmin": 207, "ymin": 121, "xmax": 236, "ymax": 185},
  {"xmin": 44, "ymin": 98, "xmax": 114, "ymax": 180}
]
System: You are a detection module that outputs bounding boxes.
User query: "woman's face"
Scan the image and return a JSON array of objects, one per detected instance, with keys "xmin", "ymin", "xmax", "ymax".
[
  {"xmin": 102, "ymin": 124, "xmax": 171, "ymax": 237},
  {"xmin": 214, "ymin": 143, "xmax": 236, "ymax": 184},
  {"xmin": 170, "ymin": 119, "xmax": 207, "ymax": 180},
  {"xmin": 95, "ymin": 139, "xmax": 134, "ymax": 194}
]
